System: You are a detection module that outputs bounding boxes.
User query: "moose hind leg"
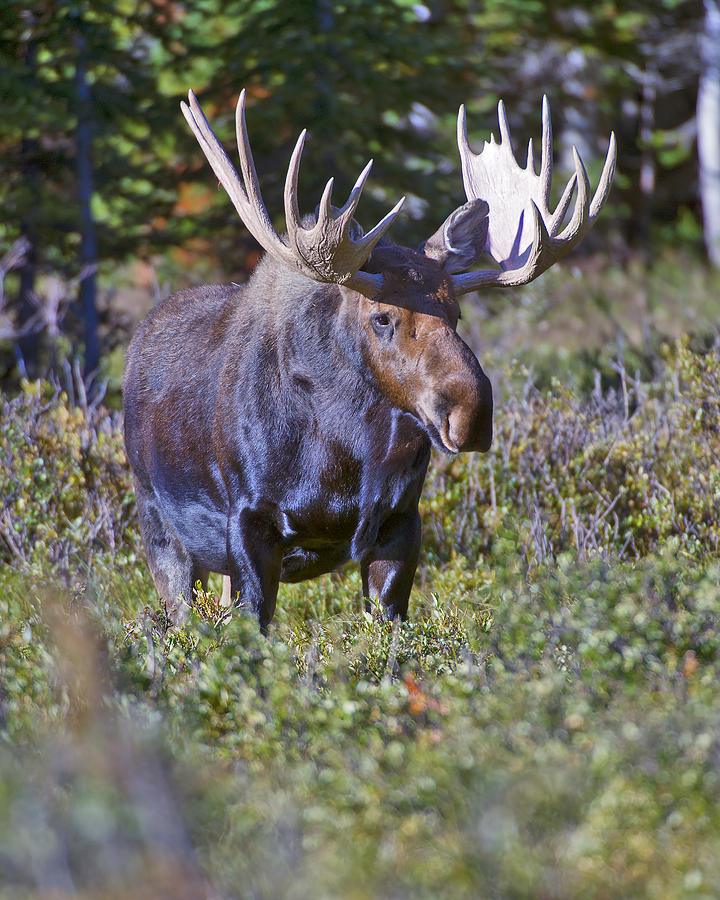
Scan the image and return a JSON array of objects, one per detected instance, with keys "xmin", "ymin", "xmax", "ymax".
[{"xmin": 135, "ymin": 489, "xmax": 195, "ymax": 625}]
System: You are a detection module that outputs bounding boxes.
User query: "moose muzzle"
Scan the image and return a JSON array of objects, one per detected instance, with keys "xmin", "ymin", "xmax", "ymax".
[
  {"xmin": 440, "ymin": 370, "xmax": 493, "ymax": 452},
  {"xmin": 417, "ymin": 333, "xmax": 493, "ymax": 454}
]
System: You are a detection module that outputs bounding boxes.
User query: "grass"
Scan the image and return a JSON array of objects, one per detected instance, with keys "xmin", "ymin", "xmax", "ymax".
[{"xmin": 1, "ymin": 257, "xmax": 719, "ymax": 898}]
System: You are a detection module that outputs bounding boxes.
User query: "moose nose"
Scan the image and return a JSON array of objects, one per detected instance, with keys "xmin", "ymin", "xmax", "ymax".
[
  {"xmin": 446, "ymin": 369, "xmax": 493, "ymax": 452},
  {"xmin": 418, "ymin": 331, "xmax": 494, "ymax": 454}
]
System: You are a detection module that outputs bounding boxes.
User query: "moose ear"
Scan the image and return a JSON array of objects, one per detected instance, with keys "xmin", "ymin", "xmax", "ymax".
[{"xmin": 421, "ymin": 199, "xmax": 489, "ymax": 274}]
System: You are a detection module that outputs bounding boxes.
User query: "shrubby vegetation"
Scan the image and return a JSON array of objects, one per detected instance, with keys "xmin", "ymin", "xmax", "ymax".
[
  {"xmin": 0, "ymin": 374, "xmax": 138, "ymax": 576},
  {"xmin": 425, "ymin": 339, "xmax": 720, "ymax": 566},
  {"xmin": 1, "ymin": 291, "xmax": 719, "ymax": 896}
]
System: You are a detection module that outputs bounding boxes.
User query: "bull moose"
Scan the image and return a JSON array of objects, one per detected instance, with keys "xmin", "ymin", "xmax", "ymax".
[{"xmin": 123, "ymin": 89, "xmax": 615, "ymax": 629}]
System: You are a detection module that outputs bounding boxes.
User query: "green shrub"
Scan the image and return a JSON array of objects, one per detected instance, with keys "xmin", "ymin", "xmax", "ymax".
[
  {"xmin": 423, "ymin": 340, "xmax": 720, "ymax": 567},
  {"xmin": 1, "ymin": 338, "xmax": 720, "ymax": 898},
  {"xmin": 2, "ymin": 547, "xmax": 720, "ymax": 899},
  {"xmin": 0, "ymin": 378, "xmax": 140, "ymax": 579}
]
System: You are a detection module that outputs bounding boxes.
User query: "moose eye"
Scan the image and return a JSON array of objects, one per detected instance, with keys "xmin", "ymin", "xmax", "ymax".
[{"xmin": 371, "ymin": 313, "xmax": 394, "ymax": 337}]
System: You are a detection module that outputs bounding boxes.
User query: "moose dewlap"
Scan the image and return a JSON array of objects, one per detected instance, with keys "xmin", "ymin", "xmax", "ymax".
[{"xmin": 123, "ymin": 88, "xmax": 616, "ymax": 629}]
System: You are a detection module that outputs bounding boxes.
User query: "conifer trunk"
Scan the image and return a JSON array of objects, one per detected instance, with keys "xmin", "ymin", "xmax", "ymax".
[
  {"xmin": 74, "ymin": 25, "xmax": 100, "ymax": 375},
  {"xmin": 698, "ymin": 0, "xmax": 720, "ymax": 267}
]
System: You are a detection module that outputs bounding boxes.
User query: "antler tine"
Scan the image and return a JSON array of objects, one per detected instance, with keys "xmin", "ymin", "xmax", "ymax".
[
  {"xmin": 182, "ymin": 91, "xmax": 253, "ymax": 228},
  {"xmin": 549, "ymin": 172, "xmax": 577, "ymax": 236},
  {"xmin": 526, "ymin": 139, "xmax": 535, "ymax": 173},
  {"xmin": 450, "ymin": 96, "xmax": 617, "ymax": 295},
  {"xmin": 234, "ymin": 89, "xmax": 299, "ymax": 262},
  {"xmin": 515, "ymin": 201, "xmax": 552, "ymax": 283},
  {"xmin": 589, "ymin": 132, "xmax": 617, "ymax": 218},
  {"xmin": 355, "ymin": 196, "xmax": 406, "ymax": 254},
  {"xmin": 182, "ymin": 90, "xmax": 292, "ymax": 266},
  {"xmin": 497, "ymin": 100, "xmax": 513, "ymax": 147},
  {"xmin": 317, "ymin": 177, "xmax": 335, "ymax": 225},
  {"xmin": 539, "ymin": 95, "xmax": 553, "ymax": 203},
  {"xmin": 457, "ymin": 104, "xmax": 470, "ymax": 161},
  {"xmin": 234, "ymin": 90, "xmax": 268, "ymax": 226},
  {"xmin": 557, "ymin": 147, "xmax": 590, "ymax": 244},
  {"xmin": 183, "ymin": 88, "xmax": 405, "ymax": 298},
  {"xmin": 283, "ymin": 129, "xmax": 307, "ymax": 235},
  {"xmin": 336, "ymin": 159, "xmax": 374, "ymax": 224},
  {"xmin": 334, "ymin": 161, "xmax": 405, "ymax": 253}
]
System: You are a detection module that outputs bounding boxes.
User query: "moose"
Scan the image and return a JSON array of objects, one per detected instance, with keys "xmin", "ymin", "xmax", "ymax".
[{"xmin": 123, "ymin": 88, "xmax": 615, "ymax": 629}]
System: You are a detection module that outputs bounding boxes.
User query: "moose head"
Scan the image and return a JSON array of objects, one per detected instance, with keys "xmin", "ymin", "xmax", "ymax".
[{"xmin": 123, "ymin": 89, "xmax": 615, "ymax": 629}]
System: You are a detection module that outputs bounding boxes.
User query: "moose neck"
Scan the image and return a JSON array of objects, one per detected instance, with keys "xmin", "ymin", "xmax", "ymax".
[
  {"xmin": 282, "ymin": 286, "xmax": 380, "ymax": 407},
  {"xmin": 246, "ymin": 258, "xmax": 412, "ymax": 442}
]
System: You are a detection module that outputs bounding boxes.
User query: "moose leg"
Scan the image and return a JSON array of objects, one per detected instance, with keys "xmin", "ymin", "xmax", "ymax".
[
  {"xmin": 361, "ymin": 509, "xmax": 421, "ymax": 620},
  {"xmin": 227, "ymin": 507, "xmax": 283, "ymax": 631},
  {"xmin": 135, "ymin": 488, "xmax": 196, "ymax": 625}
]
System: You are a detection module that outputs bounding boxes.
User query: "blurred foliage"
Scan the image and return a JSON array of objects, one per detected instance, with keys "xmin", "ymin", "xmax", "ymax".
[{"xmin": 1, "ymin": 320, "xmax": 720, "ymax": 896}]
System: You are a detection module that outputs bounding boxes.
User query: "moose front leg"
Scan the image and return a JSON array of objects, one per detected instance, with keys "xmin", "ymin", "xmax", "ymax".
[
  {"xmin": 227, "ymin": 507, "xmax": 283, "ymax": 631},
  {"xmin": 361, "ymin": 509, "xmax": 421, "ymax": 620}
]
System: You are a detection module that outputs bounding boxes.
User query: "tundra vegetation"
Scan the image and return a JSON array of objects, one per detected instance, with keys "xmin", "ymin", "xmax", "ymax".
[{"xmin": 2, "ymin": 259, "xmax": 720, "ymax": 896}]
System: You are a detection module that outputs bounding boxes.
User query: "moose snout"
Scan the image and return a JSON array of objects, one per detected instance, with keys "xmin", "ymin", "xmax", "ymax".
[
  {"xmin": 444, "ymin": 369, "xmax": 493, "ymax": 453},
  {"xmin": 417, "ymin": 336, "xmax": 494, "ymax": 454},
  {"xmin": 422, "ymin": 368, "xmax": 493, "ymax": 454}
]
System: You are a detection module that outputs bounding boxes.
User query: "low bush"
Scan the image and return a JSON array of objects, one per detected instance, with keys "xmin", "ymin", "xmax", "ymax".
[
  {"xmin": 0, "ymin": 377, "xmax": 140, "ymax": 579},
  {"xmin": 1, "ymin": 337, "xmax": 720, "ymax": 897},
  {"xmin": 1, "ymin": 546, "xmax": 719, "ymax": 898},
  {"xmin": 423, "ymin": 339, "xmax": 720, "ymax": 567}
]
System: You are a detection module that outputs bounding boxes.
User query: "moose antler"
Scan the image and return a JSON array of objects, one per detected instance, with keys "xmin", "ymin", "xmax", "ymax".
[
  {"xmin": 450, "ymin": 96, "xmax": 616, "ymax": 294},
  {"xmin": 181, "ymin": 90, "xmax": 404, "ymax": 299}
]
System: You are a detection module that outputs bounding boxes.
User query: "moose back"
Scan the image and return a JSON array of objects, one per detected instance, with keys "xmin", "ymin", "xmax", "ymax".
[{"xmin": 123, "ymin": 89, "xmax": 615, "ymax": 629}]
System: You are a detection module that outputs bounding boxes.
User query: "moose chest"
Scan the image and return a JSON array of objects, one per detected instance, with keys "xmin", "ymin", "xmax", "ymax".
[
  {"xmin": 295, "ymin": 426, "xmax": 428, "ymax": 538},
  {"xmin": 279, "ymin": 423, "xmax": 430, "ymax": 583},
  {"xmin": 222, "ymin": 405, "xmax": 431, "ymax": 574}
]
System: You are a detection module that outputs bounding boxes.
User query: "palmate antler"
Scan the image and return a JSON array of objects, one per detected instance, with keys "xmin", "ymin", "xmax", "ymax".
[
  {"xmin": 450, "ymin": 97, "xmax": 616, "ymax": 294},
  {"xmin": 182, "ymin": 89, "xmax": 615, "ymax": 298},
  {"xmin": 181, "ymin": 90, "xmax": 405, "ymax": 299}
]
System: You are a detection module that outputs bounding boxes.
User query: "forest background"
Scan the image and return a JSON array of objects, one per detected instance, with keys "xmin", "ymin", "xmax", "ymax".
[
  {"xmin": 1, "ymin": 0, "xmax": 719, "ymax": 382},
  {"xmin": 2, "ymin": 2, "xmax": 720, "ymax": 898}
]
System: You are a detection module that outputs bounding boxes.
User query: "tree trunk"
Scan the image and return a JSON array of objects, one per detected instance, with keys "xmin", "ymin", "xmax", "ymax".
[
  {"xmin": 16, "ymin": 40, "xmax": 39, "ymax": 377},
  {"xmin": 698, "ymin": 0, "xmax": 720, "ymax": 267},
  {"xmin": 636, "ymin": 67, "xmax": 657, "ymax": 261},
  {"xmin": 74, "ymin": 25, "xmax": 100, "ymax": 375}
]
